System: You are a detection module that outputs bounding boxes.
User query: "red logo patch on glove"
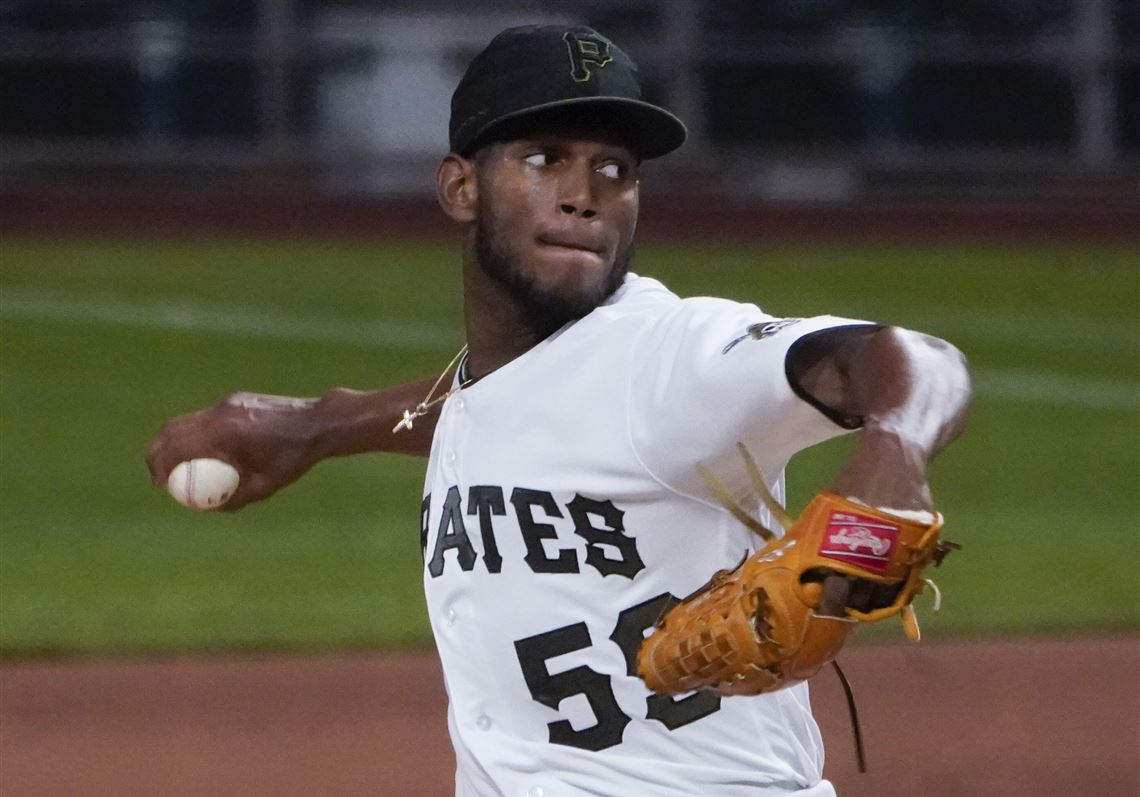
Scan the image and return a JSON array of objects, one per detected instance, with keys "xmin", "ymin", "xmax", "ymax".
[{"xmin": 818, "ymin": 511, "xmax": 900, "ymax": 573}]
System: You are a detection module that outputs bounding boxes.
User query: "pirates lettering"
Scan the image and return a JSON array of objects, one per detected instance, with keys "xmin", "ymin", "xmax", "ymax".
[{"xmin": 424, "ymin": 486, "xmax": 644, "ymax": 579}]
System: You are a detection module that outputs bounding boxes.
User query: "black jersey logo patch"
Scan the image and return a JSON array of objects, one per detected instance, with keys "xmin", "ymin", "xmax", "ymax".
[{"xmin": 722, "ymin": 318, "xmax": 803, "ymax": 354}]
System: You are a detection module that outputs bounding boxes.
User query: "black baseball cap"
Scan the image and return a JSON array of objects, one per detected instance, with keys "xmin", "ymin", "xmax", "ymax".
[{"xmin": 449, "ymin": 25, "xmax": 687, "ymax": 160}]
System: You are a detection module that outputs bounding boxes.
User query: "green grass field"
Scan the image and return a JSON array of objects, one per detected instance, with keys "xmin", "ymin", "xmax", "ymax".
[{"xmin": 1, "ymin": 236, "xmax": 1137, "ymax": 655}]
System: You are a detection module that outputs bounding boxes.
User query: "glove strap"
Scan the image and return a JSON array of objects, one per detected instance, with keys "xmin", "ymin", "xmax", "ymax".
[{"xmin": 831, "ymin": 660, "xmax": 867, "ymax": 773}]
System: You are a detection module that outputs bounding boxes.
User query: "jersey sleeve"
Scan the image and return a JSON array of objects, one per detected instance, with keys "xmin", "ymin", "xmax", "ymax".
[{"xmin": 626, "ymin": 297, "xmax": 875, "ymax": 499}]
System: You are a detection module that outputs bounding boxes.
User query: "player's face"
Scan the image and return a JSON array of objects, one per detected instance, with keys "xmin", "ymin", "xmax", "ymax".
[{"xmin": 473, "ymin": 129, "xmax": 639, "ymax": 332}]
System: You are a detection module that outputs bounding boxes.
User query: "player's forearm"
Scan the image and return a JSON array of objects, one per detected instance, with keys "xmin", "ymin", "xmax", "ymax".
[
  {"xmin": 828, "ymin": 328, "xmax": 971, "ymax": 510},
  {"xmin": 830, "ymin": 426, "xmax": 939, "ymax": 510},
  {"xmin": 312, "ymin": 378, "xmax": 444, "ymax": 459}
]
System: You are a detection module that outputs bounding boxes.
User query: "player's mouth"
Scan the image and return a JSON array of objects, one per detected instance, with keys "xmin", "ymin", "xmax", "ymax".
[{"xmin": 536, "ymin": 235, "xmax": 606, "ymax": 262}]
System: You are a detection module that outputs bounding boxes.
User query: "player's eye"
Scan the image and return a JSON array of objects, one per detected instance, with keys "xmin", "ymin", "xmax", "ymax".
[
  {"xmin": 524, "ymin": 152, "xmax": 551, "ymax": 168},
  {"xmin": 597, "ymin": 162, "xmax": 625, "ymax": 180}
]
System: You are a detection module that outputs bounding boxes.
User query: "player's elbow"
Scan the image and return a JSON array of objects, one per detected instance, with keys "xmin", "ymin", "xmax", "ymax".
[
  {"xmin": 877, "ymin": 326, "xmax": 973, "ymax": 447},
  {"xmin": 889, "ymin": 327, "xmax": 972, "ymax": 394}
]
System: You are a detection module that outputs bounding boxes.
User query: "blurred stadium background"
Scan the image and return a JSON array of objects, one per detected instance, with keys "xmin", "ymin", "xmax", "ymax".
[
  {"xmin": 1, "ymin": 0, "xmax": 1138, "ymax": 206},
  {"xmin": 0, "ymin": 2, "xmax": 1137, "ymax": 795}
]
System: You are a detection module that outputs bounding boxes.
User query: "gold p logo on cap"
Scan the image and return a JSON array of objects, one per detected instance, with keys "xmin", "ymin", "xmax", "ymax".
[{"xmin": 564, "ymin": 31, "xmax": 613, "ymax": 82}]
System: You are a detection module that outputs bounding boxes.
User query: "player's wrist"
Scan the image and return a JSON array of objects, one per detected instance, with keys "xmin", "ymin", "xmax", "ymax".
[
  {"xmin": 842, "ymin": 496, "xmax": 938, "ymax": 526},
  {"xmin": 829, "ymin": 425, "xmax": 935, "ymax": 512},
  {"xmin": 309, "ymin": 388, "xmax": 365, "ymax": 460}
]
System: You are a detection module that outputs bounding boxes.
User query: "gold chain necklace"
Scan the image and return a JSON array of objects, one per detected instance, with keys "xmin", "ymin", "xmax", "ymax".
[{"xmin": 392, "ymin": 345, "xmax": 471, "ymax": 433}]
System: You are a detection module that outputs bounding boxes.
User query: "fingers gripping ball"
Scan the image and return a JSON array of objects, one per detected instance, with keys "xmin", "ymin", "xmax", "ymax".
[
  {"xmin": 637, "ymin": 454, "xmax": 956, "ymax": 698},
  {"xmin": 166, "ymin": 458, "xmax": 240, "ymax": 510}
]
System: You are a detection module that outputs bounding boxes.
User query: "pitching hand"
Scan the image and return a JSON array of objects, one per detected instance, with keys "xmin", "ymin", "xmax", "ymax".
[{"xmin": 146, "ymin": 392, "xmax": 323, "ymax": 511}]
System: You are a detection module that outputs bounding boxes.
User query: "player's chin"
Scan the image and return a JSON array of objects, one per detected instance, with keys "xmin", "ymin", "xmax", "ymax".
[
  {"xmin": 526, "ymin": 268, "xmax": 617, "ymax": 328},
  {"xmin": 544, "ymin": 261, "xmax": 616, "ymax": 308}
]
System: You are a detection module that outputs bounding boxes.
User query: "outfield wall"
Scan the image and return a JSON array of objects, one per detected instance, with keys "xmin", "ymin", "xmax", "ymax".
[{"xmin": 2, "ymin": 194, "xmax": 1138, "ymax": 244}]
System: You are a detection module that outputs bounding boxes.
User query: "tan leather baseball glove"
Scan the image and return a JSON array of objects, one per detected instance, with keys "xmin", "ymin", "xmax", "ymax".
[{"xmin": 637, "ymin": 445, "xmax": 957, "ymax": 698}]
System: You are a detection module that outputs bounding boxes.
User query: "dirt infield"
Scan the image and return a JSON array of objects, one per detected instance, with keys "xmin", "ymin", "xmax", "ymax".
[{"xmin": 1, "ymin": 637, "xmax": 1136, "ymax": 797}]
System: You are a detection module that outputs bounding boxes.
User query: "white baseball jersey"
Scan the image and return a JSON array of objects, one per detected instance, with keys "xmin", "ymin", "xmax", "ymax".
[{"xmin": 421, "ymin": 274, "xmax": 870, "ymax": 797}]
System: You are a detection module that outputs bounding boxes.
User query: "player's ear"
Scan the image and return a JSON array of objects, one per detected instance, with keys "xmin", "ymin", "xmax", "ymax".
[{"xmin": 436, "ymin": 153, "xmax": 477, "ymax": 223}]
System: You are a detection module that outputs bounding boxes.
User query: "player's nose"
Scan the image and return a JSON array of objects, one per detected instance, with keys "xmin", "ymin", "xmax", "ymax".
[{"xmin": 557, "ymin": 162, "xmax": 597, "ymax": 219}]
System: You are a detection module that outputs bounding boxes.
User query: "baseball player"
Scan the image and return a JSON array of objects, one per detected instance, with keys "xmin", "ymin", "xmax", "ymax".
[{"xmin": 147, "ymin": 25, "xmax": 971, "ymax": 796}]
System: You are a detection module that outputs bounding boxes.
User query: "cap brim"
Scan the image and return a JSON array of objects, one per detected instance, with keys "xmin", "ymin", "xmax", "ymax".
[{"xmin": 462, "ymin": 96, "xmax": 687, "ymax": 160}]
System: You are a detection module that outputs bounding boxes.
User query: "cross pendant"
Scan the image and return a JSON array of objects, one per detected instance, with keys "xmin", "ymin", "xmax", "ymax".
[{"xmin": 393, "ymin": 408, "xmax": 417, "ymax": 434}]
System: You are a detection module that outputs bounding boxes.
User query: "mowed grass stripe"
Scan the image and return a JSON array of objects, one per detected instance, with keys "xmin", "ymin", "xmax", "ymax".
[
  {"xmin": 0, "ymin": 288, "xmax": 460, "ymax": 352},
  {"xmin": 3, "ymin": 287, "xmax": 1136, "ymax": 411},
  {"xmin": 925, "ymin": 312, "xmax": 1134, "ymax": 355},
  {"xmin": 971, "ymin": 369, "xmax": 1138, "ymax": 410}
]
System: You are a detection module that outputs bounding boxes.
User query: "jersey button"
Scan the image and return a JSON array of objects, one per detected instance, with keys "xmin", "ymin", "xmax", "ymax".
[
  {"xmin": 445, "ymin": 450, "xmax": 457, "ymax": 465},
  {"xmin": 455, "ymin": 397, "xmax": 466, "ymax": 412},
  {"xmin": 444, "ymin": 608, "xmax": 457, "ymax": 627},
  {"xmin": 527, "ymin": 788, "xmax": 544, "ymax": 797},
  {"xmin": 475, "ymin": 713, "xmax": 492, "ymax": 731}
]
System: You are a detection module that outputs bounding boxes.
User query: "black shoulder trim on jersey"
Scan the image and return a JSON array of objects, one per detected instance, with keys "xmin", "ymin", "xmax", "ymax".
[
  {"xmin": 457, "ymin": 352, "xmax": 485, "ymax": 389},
  {"xmin": 784, "ymin": 324, "xmax": 882, "ymax": 430}
]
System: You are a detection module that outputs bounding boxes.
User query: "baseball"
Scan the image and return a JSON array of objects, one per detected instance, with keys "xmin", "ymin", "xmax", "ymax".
[{"xmin": 166, "ymin": 458, "xmax": 240, "ymax": 510}]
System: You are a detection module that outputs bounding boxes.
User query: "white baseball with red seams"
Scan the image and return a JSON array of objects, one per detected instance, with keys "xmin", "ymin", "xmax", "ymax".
[{"xmin": 166, "ymin": 458, "xmax": 240, "ymax": 510}]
